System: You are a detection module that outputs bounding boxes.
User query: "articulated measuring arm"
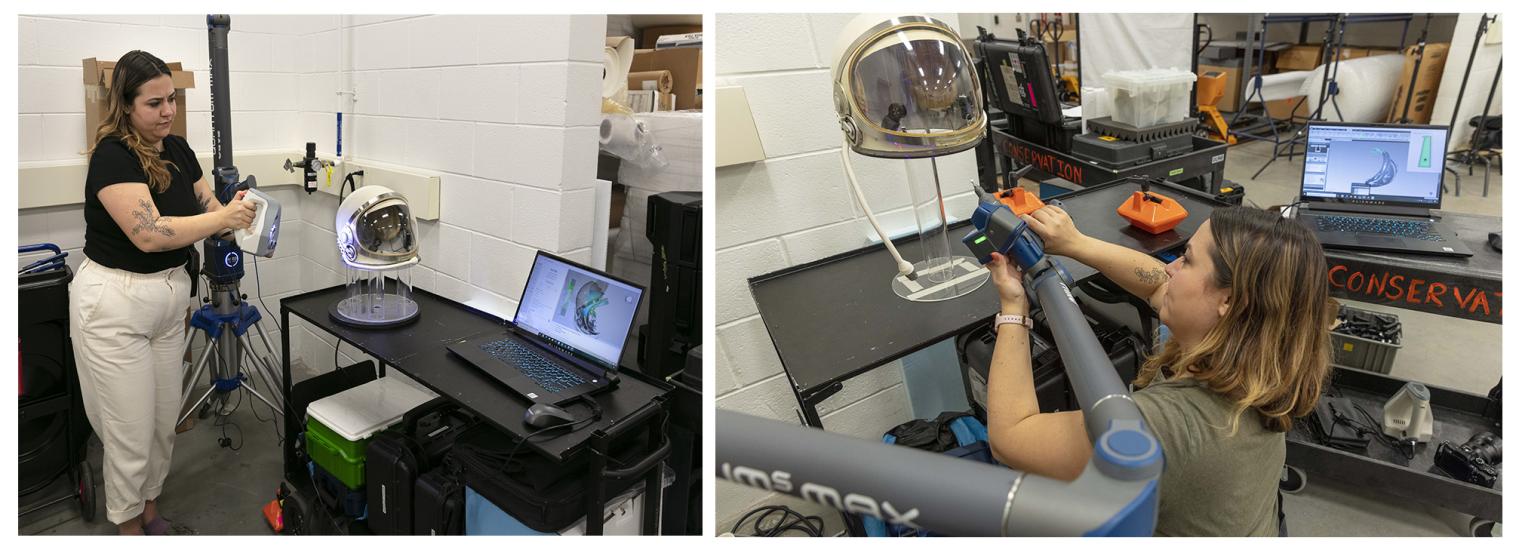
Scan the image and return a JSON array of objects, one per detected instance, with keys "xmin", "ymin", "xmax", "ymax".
[{"xmin": 717, "ymin": 200, "xmax": 1164, "ymax": 536}]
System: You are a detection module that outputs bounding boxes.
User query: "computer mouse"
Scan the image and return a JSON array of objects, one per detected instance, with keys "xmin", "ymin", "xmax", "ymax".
[
  {"xmin": 524, "ymin": 403, "xmax": 576, "ymax": 428},
  {"xmin": 1489, "ymin": 232, "xmax": 1501, "ymax": 253}
]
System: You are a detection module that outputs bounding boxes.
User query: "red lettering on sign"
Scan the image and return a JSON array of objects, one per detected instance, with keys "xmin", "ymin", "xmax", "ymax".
[
  {"xmin": 1453, "ymin": 286, "xmax": 1477, "ymax": 310},
  {"xmin": 1364, "ymin": 271, "xmax": 1387, "ymax": 296},
  {"xmin": 1472, "ymin": 292, "xmax": 1491, "ymax": 316},
  {"xmin": 1426, "ymin": 282, "xmax": 1447, "ymax": 308},
  {"xmin": 1385, "ymin": 275, "xmax": 1405, "ymax": 301},
  {"xmin": 1328, "ymin": 265, "xmax": 1348, "ymax": 288},
  {"xmin": 1407, "ymin": 279, "xmax": 1427, "ymax": 304},
  {"xmin": 1324, "ymin": 262, "xmax": 1499, "ymax": 321},
  {"xmin": 1347, "ymin": 272, "xmax": 1365, "ymax": 293},
  {"xmin": 1009, "ymin": 144, "xmax": 1084, "ymax": 186}
]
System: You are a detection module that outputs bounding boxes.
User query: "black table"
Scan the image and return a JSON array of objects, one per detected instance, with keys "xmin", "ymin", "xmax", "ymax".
[
  {"xmin": 1317, "ymin": 210, "xmax": 1502, "ymax": 324},
  {"xmin": 750, "ymin": 178, "xmax": 1227, "ymax": 427},
  {"xmin": 279, "ymin": 285, "xmax": 672, "ymax": 535}
]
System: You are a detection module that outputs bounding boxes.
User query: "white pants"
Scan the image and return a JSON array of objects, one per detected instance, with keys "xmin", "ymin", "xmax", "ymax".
[{"xmin": 69, "ymin": 257, "xmax": 191, "ymax": 524}]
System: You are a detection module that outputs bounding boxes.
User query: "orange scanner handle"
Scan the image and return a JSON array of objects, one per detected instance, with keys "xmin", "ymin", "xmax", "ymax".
[{"xmin": 996, "ymin": 187, "xmax": 1047, "ymax": 217}]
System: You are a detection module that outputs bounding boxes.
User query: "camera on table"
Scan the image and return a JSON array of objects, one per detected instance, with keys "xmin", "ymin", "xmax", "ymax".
[{"xmin": 1434, "ymin": 432, "xmax": 1502, "ymax": 488}]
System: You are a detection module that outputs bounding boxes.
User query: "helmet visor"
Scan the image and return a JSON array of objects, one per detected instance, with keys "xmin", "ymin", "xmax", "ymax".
[
  {"xmin": 849, "ymin": 27, "xmax": 981, "ymax": 136},
  {"xmin": 355, "ymin": 203, "xmax": 416, "ymax": 259}
]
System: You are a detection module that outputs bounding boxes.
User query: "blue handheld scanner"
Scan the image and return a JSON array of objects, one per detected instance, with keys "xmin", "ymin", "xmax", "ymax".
[{"xmin": 963, "ymin": 200, "xmax": 1048, "ymax": 270}]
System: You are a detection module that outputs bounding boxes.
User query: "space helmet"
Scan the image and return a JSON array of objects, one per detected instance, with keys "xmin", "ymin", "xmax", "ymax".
[
  {"xmin": 334, "ymin": 185, "xmax": 420, "ymax": 271},
  {"xmin": 831, "ymin": 14, "xmax": 986, "ymax": 159}
]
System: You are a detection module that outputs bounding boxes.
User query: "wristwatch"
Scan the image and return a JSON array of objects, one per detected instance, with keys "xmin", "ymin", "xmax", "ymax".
[{"xmin": 995, "ymin": 313, "xmax": 1033, "ymax": 335}]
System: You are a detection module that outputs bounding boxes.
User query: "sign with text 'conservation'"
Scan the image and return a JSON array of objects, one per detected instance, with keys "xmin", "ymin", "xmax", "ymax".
[{"xmin": 1326, "ymin": 257, "xmax": 1501, "ymax": 324}]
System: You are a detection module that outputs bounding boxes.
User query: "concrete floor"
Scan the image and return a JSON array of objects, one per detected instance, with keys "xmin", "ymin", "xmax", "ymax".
[{"xmin": 20, "ymin": 361, "xmax": 324, "ymax": 536}]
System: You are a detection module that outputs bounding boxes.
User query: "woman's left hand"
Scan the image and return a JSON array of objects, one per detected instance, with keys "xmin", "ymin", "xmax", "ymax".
[{"xmin": 987, "ymin": 252, "xmax": 1029, "ymax": 313}]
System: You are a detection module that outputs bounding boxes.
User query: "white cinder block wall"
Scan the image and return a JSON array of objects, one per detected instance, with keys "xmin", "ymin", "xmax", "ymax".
[
  {"xmin": 285, "ymin": 14, "xmax": 608, "ymax": 374},
  {"xmin": 18, "ymin": 14, "xmax": 320, "ymax": 356},
  {"xmin": 20, "ymin": 14, "xmax": 607, "ymax": 382},
  {"xmin": 714, "ymin": 13, "xmax": 982, "ymax": 532}
]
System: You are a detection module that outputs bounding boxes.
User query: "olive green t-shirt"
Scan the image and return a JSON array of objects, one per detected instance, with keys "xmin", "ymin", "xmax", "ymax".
[{"xmin": 1131, "ymin": 377, "xmax": 1284, "ymax": 536}]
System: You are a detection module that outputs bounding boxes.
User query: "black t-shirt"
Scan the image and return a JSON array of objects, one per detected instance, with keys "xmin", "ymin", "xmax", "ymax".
[{"xmin": 83, "ymin": 134, "xmax": 205, "ymax": 274}]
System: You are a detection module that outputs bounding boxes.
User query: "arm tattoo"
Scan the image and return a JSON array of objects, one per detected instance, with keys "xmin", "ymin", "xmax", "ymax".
[
  {"xmin": 130, "ymin": 198, "xmax": 177, "ymax": 238},
  {"xmin": 1135, "ymin": 267, "xmax": 1166, "ymax": 285},
  {"xmin": 199, "ymin": 195, "xmax": 214, "ymax": 214}
]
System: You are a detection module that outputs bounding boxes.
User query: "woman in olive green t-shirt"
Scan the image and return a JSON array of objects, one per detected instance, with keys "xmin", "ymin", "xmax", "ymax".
[{"xmin": 981, "ymin": 205, "xmax": 1332, "ymax": 536}]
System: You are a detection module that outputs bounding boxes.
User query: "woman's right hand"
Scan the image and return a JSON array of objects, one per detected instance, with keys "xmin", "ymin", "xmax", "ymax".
[
  {"xmin": 1019, "ymin": 205, "xmax": 1088, "ymax": 257},
  {"xmin": 220, "ymin": 191, "xmax": 257, "ymax": 232}
]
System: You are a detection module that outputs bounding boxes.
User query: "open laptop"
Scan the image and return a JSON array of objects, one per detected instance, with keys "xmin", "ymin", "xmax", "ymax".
[
  {"xmin": 1294, "ymin": 122, "xmax": 1473, "ymax": 257},
  {"xmin": 446, "ymin": 251, "xmax": 645, "ymax": 405}
]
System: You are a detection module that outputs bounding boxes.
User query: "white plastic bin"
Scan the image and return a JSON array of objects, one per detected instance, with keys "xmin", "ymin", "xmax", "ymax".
[{"xmin": 1104, "ymin": 68, "xmax": 1197, "ymax": 129}]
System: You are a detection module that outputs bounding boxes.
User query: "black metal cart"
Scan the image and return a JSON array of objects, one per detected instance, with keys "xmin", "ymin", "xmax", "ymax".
[
  {"xmin": 278, "ymin": 285, "xmax": 672, "ymax": 535},
  {"xmin": 18, "ymin": 244, "xmax": 98, "ymax": 523},
  {"xmin": 1285, "ymin": 367, "xmax": 1502, "ymax": 531}
]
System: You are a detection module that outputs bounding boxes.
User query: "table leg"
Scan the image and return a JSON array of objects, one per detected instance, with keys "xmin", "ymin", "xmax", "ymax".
[
  {"xmin": 662, "ymin": 426, "xmax": 695, "ymax": 534},
  {"xmin": 641, "ymin": 416, "xmax": 665, "ymax": 531},
  {"xmin": 587, "ymin": 446, "xmax": 607, "ymax": 535},
  {"xmin": 281, "ymin": 308, "xmax": 296, "ymax": 478},
  {"xmin": 791, "ymin": 384, "xmax": 831, "ymax": 429}
]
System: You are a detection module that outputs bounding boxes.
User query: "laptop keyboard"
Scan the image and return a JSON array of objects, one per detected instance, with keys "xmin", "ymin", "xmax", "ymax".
[
  {"xmin": 479, "ymin": 339, "xmax": 586, "ymax": 393},
  {"xmin": 1315, "ymin": 215, "xmax": 1444, "ymax": 242}
]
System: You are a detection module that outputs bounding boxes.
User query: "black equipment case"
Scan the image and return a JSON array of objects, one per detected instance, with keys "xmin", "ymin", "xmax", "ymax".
[
  {"xmin": 956, "ymin": 317, "xmax": 1144, "ymax": 419},
  {"xmin": 413, "ymin": 462, "xmax": 466, "ymax": 535},
  {"xmin": 365, "ymin": 397, "xmax": 474, "ymax": 535}
]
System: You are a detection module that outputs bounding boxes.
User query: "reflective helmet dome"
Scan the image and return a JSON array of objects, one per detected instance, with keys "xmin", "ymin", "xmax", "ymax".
[
  {"xmin": 832, "ymin": 14, "xmax": 986, "ymax": 159},
  {"xmin": 334, "ymin": 185, "xmax": 420, "ymax": 271}
]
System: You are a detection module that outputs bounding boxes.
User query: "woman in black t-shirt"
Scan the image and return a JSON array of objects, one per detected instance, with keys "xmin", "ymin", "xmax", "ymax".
[{"xmin": 71, "ymin": 50, "xmax": 257, "ymax": 536}]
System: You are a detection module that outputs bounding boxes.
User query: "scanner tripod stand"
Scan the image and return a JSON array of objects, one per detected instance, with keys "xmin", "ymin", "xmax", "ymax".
[{"xmin": 178, "ymin": 14, "xmax": 286, "ymax": 432}]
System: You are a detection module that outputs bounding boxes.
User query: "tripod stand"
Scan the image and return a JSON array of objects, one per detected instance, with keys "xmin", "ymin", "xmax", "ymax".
[
  {"xmin": 178, "ymin": 274, "xmax": 286, "ymax": 428},
  {"xmin": 178, "ymin": 14, "xmax": 286, "ymax": 432}
]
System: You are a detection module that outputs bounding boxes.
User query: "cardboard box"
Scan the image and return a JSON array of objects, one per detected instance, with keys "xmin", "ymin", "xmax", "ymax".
[
  {"xmin": 1275, "ymin": 44, "xmax": 1325, "ymax": 72},
  {"xmin": 1275, "ymin": 44, "xmax": 1395, "ymax": 72},
  {"xmin": 631, "ymin": 48, "xmax": 702, "ymax": 111},
  {"xmin": 641, "ymin": 25, "xmax": 702, "ymax": 49},
  {"xmin": 1198, "ymin": 64, "xmax": 1243, "ymax": 112},
  {"xmin": 1384, "ymin": 43, "xmax": 1450, "ymax": 124},
  {"xmin": 82, "ymin": 57, "xmax": 195, "ymax": 148}
]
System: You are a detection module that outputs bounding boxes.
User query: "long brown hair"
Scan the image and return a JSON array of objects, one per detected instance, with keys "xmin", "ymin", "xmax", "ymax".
[
  {"xmin": 1135, "ymin": 206, "xmax": 1335, "ymax": 434},
  {"xmin": 88, "ymin": 50, "xmax": 177, "ymax": 193}
]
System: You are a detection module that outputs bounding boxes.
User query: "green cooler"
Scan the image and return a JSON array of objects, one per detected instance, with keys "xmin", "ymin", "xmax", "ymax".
[{"xmin": 305, "ymin": 376, "xmax": 435, "ymax": 490}]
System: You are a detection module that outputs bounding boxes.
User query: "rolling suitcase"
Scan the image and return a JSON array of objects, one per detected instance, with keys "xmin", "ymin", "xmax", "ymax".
[
  {"xmin": 366, "ymin": 398, "xmax": 474, "ymax": 535},
  {"xmin": 413, "ymin": 461, "xmax": 465, "ymax": 535}
]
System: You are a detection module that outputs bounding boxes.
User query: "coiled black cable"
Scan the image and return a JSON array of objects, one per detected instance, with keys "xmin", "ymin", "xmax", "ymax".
[{"xmin": 731, "ymin": 505, "xmax": 825, "ymax": 537}]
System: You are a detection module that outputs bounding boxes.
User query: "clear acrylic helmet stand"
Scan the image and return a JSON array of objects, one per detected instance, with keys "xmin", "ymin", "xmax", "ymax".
[
  {"xmin": 332, "ymin": 265, "xmax": 419, "ymax": 327},
  {"xmin": 891, "ymin": 155, "xmax": 988, "ymax": 302},
  {"xmin": 330, "ymin": 185, "xmax": 422, "ymax": 328},
  {"xmin": 831, "ymin": 15, "xmax": 991, "ymax": 303}
]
